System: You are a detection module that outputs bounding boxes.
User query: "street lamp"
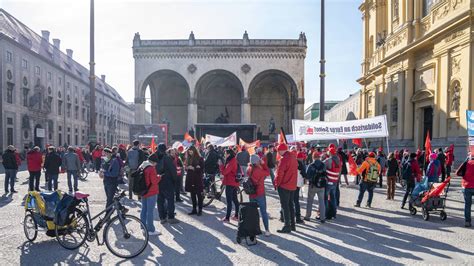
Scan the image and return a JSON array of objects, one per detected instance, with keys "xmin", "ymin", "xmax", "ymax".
[
  {"xmin": 89, "ymin": 0, "xmax": 97, "ymax": 148},
  {"xmin": 319, "ymin": 0, "xmax": 326, "ymax": 122}
]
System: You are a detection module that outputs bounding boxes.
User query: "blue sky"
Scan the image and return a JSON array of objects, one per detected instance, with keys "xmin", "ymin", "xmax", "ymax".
[{"xmin": 2, "ymin": 0, "xmax": 362, "ymax": 108}]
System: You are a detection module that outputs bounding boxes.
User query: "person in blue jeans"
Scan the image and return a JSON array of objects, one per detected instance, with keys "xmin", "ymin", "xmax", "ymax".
[
  {"xmin": 139, "ymin": 153, "xmax": 161, "ymax": 235},
  {"xmin": 44, "ymin": 146, "xmax": 62, "ymax": 191},
  {"xmin": 2, "ymin": 145, "xmax": 19, "ymax": 194},
  {"xmin": 457, "ymin": 154, "xmax": 474, "ymax": 227},
  {"xmin": 100, "ymin": 148, "xmax": 120, "ymax": 208},
  {"xmin": 62, "ymin": 146, "xmax": 81, "ymax": 193},
  {"xmin": 248, "ymin": 154, "xmax": 271, "ymax": 236}
]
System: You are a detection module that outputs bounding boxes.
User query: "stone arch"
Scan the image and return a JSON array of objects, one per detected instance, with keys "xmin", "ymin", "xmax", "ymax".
[
  {"xmin": 141, "ymin": 69, "xmax": 190, "ymax": 138},
  {"xmin": 248, "ymin": 69, "xmax": 297, "ymax": 136},
  {"xmin": 195, "ymin": 69, "xmax": 244, "ymax": 123}
]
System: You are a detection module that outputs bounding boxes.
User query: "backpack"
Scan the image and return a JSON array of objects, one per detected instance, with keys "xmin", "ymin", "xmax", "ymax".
[
  {"xmin": 311, "ymin": 163, "xmax": 327, "ymax": 188},
  {"xmin": 402, "ymin": 161, "xmax": 413, "ymax": 181},
  {"xmin": 366, "ymin": 162, "xmax": 379, "ymax": 183},
  {"xmin": 131, "ymin": 165, "xmax": 152, "ymax": 196},
  {"xmin": 243, "ymin": 168, "xmax": 256, "ymax": 195}
]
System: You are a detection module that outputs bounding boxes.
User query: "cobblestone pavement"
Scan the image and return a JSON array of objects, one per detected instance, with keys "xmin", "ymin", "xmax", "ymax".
[{"xmin": 0, "ymin": 170, "xmax": 473, "ymax": 265}]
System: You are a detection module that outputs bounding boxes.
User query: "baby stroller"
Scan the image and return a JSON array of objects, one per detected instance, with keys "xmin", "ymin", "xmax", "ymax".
[
  {"xmin": 409, "ymin": 176, "xmax": 451, "ymax": 221},
  {"xmin": 23, "ymin": 191, "xmax": 75, "ymax": 241}
]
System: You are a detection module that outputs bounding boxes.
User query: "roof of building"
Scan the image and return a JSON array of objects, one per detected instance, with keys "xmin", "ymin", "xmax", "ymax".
[
  {"xmin": 304, "ymin": 101, "xmax": 341, "ymax": 113},
  {"xmin": 0, "ymin": 8, "xmax": 129, "ymax": 107}
]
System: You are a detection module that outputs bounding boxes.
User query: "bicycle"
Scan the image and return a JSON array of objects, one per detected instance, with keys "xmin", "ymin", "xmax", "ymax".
[
  {"xmin": 78, "ymin": 162, "xmax": 90, "ymax": 181},
  {"xmin": 55, "ymin": 190, "xmax": 149, "ymax": 258},
  {"xmin": 203, "ymin": 174, "xmax": 244, "ymax": 207}
]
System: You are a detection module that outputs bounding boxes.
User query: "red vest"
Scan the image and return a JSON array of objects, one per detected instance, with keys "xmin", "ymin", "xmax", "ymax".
[{"xmin": 326, "ymin": 156, "xmax": 341, "ymax": 183}]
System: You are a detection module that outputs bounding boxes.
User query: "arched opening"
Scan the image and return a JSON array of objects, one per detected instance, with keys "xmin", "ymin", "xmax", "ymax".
[
  {"xmin": 248, "ymin": 70, "xmax": 297, "ymax": 137},
  {"xmin": 142, "ymin": 70, "xmax": 190, "ymax": 139},
  {"xmin": 195, "ymin": 70, "xmax": 243, "ymax": 124}
]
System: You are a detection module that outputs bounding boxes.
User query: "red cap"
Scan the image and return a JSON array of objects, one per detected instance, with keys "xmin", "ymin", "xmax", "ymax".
[
  {"xmin": 177, "ymin": 146, "xmax": 184, "ymax": 152},
  {"xmin": 368, "ymin": 152, "xmax": 376, "ymax": 157},
  {"xmin": 277, "ymin": 143, "xmax": 288, "ymax": 152}
]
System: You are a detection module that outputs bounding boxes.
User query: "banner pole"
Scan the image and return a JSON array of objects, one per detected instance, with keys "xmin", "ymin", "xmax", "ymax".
[{"xmin": 386, "ymin": 137, "xmax": 390, "ymax": 154}]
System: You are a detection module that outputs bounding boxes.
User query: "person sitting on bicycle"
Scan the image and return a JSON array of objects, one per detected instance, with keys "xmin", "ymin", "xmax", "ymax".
[
  {"xmin": 140, "ymin": 153, "xmax": 162, "ymax": 236},
  {"xmin": 219, "ymin": 148, "xmax": 239, "ymax": 223},
  {"xmin": 248, "ymin": 154, "xmax": 271, "ymax": 236}
]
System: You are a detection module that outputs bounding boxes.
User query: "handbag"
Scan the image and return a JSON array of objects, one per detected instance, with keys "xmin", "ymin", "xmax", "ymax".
[{"xmin": 242, "ymin": 168, "xmax": 256, "ymax": 195}]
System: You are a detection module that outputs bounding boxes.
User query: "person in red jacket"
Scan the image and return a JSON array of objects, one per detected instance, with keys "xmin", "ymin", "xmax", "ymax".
[
  {"xmin": 274, "ymin": 143, "xmax": 298, "ymax": 233},
  {"xmin": 248, "ymin": 154, "xmax": 271, "ymax": 236},
  {"xmin": 219, "ymin": 148, "xmax": 239, "ymax": 222},
  {"xmin": 27, "ymin": 146, "xmax": 43, "ymax": 191},
  {"xmin": 457, "ymin": 153, "xmax": 474, "ymax": 227},
  {"xmin": 445, "ymin": 145, "xmax": 454, "ymax": 178},
  {"xmin": 140, "ymin": 153, "xmax": 162, "ymax": 235},
  {"xmin": 92, "ymin": 145, "xmax": 103, "ymax": 173}
]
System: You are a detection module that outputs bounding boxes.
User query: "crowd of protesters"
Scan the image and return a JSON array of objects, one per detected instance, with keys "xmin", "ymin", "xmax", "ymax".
[{"xmin": 1, "ymin": 138, "xmax": 473, "ymax": 238}]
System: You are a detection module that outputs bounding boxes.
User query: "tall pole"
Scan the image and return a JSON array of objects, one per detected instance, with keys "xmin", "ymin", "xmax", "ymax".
[
  {"xmin": 319, "ymin": 0, "xmax": 326, "ymax": 122},
  {"xmin": 89, "ymin": 0, "xmax": 96, "ymax": 147}
]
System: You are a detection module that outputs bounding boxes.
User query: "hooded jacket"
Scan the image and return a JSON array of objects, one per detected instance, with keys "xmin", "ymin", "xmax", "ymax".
[
  {"xmin": 248, "ymin": 163, "xmax": 270, "ymax": 199},
  {"xmin": 154, "ymin": 143, "xmax": 177, "ymax": 191},
  {"xmin": 220, "ymin": 156, "xmax": 239, "ymax": 187},
  {"xmin": 44, "ymin": 152, "xmax": 62, "ymax": 175},
  {"xmin": 26, "ymin": 150, "xmax": 43, "ymax": 172},
  {"xmin": 274, "ymin": 151, "xmax": 298, "ymax": 191},
  {"xmin": 2, "ymin": 149, "xmax": 18, "ymax": 170},
  {"xmin": 357, "ymin": 157, "xmax": 381, "ymax": 182},
  {"xmin": 140, "ymin": 161, "xmax": 161, "ymax": 198}
]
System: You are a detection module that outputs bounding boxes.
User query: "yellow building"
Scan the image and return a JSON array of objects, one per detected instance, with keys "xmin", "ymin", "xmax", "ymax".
[{"xmin": 357, "ymin": 0, "xmax": 473, "ymax": 158}]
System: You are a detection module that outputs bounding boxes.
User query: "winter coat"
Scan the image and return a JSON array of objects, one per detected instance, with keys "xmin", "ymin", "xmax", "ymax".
[
  {"xmin": 2, "ymin": 150, "xmax": 18, "ymax": 170},
  {"xmin": 127, "ymin": 146, "xmax": 146, "ymax": 170},
  {"xmin": 248, "ymin": 163, "xmax": 270, "ymax": 199},
  {"xmin": 305, "ymin": 159, "xmax": 326, "ymax": 187},
  {"xmin": 461, "ymin": 159, "xmax": 474, "ymax": 189},
  {"xmin": 155, "ymin": 152, "xmax": 177, "ymax": 191},
  {"xmin": 426, "ymin": 160, "xmax": 441, "ymax": 183},
  {"xmin": 338, "ymin": 150, "xmax": 348, "ymax": 175},
  {"xmin": 44, "ymin": 152, "xmax": 62, "ymax": 175},
  {"xmin": 204, "ymin": 149, "xmax": 219, "ymax": 175},
  {"xmin": 266, "ymin": 151, "xmax": 276, "ymax": 169},
  {"xmin": 185, "ymin": 157, "xmax": 205, "ymax": 193},
  {"xmin": 102, "ymin": 157, "xmax": 120, "ymax": 179},
  {"xmin": 92, "ymin": 149, "xmax": 102, "ymax": 159},
  {"xmin": 357, "ymin": 157, "xmax": 381, "ymax": 182},
  {"xmin": 236, "ymin": 150, "xmax": 250, "ymax": 166},
  {"xmin": 62, "ymin": 152, "xmax": 81, "ymax": 171},
  {"xmin": 220, "ymin": 156, "xmax": 239, "ymax": 187},
  {"xmin": 140, "ymin": 161, "xmax": 161, "ymax": 198},
  {"xmin": 437, "ymin": 152, "xmax": 446, "ymax": 167},
  {"xmin": 274, "ymin": 151, "xmax": 298, "ymax": 191},
  {"xmin": 26, "ymin": 150, "xmax": 43, "ymax": 172},
  {"xmin": 386, "ymin": 158, "xmax": 399, "ymax": 177}
]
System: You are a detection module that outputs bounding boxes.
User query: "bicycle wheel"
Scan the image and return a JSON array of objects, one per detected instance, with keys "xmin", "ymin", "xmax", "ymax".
[
  {"xmin": 104, "ymin": 214, "xmax": 148, "ymax": 258},
  {"xmin": 56, "ymin": 208, "xmax": 89, "ymax": 250},
  {"xmin": 81, "ymin": 170, "xmax": 88, "ymax": 180},
  {"xmin": 203, "ymin": 181, "xmax": 224, "ymax": 208},
  {"xmin": 24, "ymin": 212, "xmax": 38, "ymax": 242}
]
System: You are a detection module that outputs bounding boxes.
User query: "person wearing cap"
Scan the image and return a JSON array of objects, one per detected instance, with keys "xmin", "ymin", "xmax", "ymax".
[
  {"xmin": 304, "ymin": 151, "xmax": 326, "ymax": 223},
  {"xmin": 2, "ymin": 145, "xmax": 19, "ymax": 193},
  {"xmin": 154, "ymin": 143, "xmax": 180, "ymax": 224},
  {"xmin": 219, "ymin": 148, "xmax": 240, "ymax": 222},
  {"xmin": 27, "ymin": 146, "xmax": 43, "ymax": 191},
  {"xmin": 185, "ymin": 146, "xmax": 205, "ymax": 216},
  {"xmin": 354, "ymin": 152, "xmax": 381, "ymax": 208},
  {"xmin": 126, "ymin": 140, "xmax": 147, "ymax": 200},
  {"xmin": 43, "ymin": 146, "xmax": 62, "ymax": 191},
  {"xmin": 426, "ymin": 152, "xmax": 441, "ymax": 183},
  {"xmin": 274, "ymin": 142, "xmax": 298, "ymax": 233},
  {"xmin": 63, "ymin": 146, "xmax": 81, "ymax": 193},
  {"xmin": 101, "ymin": 147, "xmax": 121, "ymax": 207},
  {"xmin": 248, "ymin": 154, "xmax": 271, "ymax": 236},
  {"xmin": 139, "ymin": 153, "xmax": 162, "ymax": 236},
  {"xmin": 324, "ymin": 145, "xmax": 342, "ymax": 219},
  {"xmin": 401, "ymin": 153, "xmax": 422, "ymax": 209}
]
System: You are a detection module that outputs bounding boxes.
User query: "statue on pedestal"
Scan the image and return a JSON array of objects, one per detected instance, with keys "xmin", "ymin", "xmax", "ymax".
[{"xmin": 268, "ymin": 117, "xmax": 276, "ymax": 135}]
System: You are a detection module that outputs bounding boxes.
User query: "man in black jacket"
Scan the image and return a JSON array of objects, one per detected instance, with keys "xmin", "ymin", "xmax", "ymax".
[
  {"xmin": 437, "ymin": 148, "xmax": 447, "ymax": 182},
  {"xmin": 155, "ymin": 143, "xmax": 179, "ymax": 224},
  {"xmin": 44, "ymin": 146, "xmax": 62, "ymax": 191},
  {"xmin": 204, "ymin": 144, "xmax": 219, "ymax": 195},
  {"xmin": 2, "ymin": 145, "xmax": 18, "ymax": 193}
]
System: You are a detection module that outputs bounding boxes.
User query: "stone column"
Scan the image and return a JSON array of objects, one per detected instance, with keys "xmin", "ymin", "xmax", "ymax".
[
  {"xmin": 241, "ymin": 97, "xmax": 251, "ymax": 124},
  {"xmin": 188, "ymin": 97, "xmax": 197, "ymax": 131},
  {"xmin": 134, "ymin": 97, "xmax": 146, "ymax": 124},
  {"xmin": 295, "ymin": 98, "xmax": 305, "ymax": 120},
  {"xmin": 397, "ymin": 72, "xmax": 405, "ymax": 140},
  {"xmin": 437, "ymin": 53, "xmax": 449, "ymax": 138},
  {"xmin": 151, "ymin": 104, "xmax": 160, "ymax": 124},
  {"xmin": 413, "ymin": 0, "xmax": 421, "ymax": 40},
  {"xmin": 403, "ymin": 59, "xmax": 415, "ymax": 140}
]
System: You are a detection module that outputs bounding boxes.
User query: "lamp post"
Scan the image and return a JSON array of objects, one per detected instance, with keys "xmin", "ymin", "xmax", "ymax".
[
  {"xmin": 319, "ymin": 0, "xmax": 326, "ymax": 122},
  {"xmin": 89, "ymin": 0, "xmax": 97, "ymax": 147}
]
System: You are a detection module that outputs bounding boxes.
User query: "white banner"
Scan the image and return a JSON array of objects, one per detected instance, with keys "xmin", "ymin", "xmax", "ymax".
[
  {"xmin": 205, "ymin": 132, "xmax": 237, "ymax": 147},
  {"xmin": 292, "ymin": 115, "xmax": 389, "ymax": 141}
]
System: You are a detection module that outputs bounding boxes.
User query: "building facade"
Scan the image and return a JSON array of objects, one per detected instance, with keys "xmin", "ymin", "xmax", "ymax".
[
  {"xmin": 357, "ymin": 0, "xmax": 474, "ymax": 159},
  {"xmin": 304, "ymin": 101, "xmax": 341, "ymax": 121},
  {"xmin": 0, "ymin": 9, "xmax": 134, "ymax": 150},
  {"xmin": 324, "ymin": 92, "xmax": 360, "ymax": 122},
  {"xmin": 133, "ymin": 31, "xmax": 307, "ymax": 140}
]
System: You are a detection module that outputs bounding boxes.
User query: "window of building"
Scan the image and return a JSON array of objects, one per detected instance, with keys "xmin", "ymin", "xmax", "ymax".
[
  {"xmin": 6, "ymin": 51, "xmax": 12, "ymax": 62},
  {"xmin": 66, "ymin": 82, "xmax": 70, "ymax": 89},
  {"xmin": 22, "ymin": 59, "xmax": 28, "ymax": 69},
  {"xmin": 391, "ymin": 98, "xmax": 398, "ymax": 123},
  {"xmin": 7, "ymin": 83, "xmax": 14, "ymax": 104},
  {"xmin": 23, "ymin": 88, "xmax": 29, "ymax": 107},
  {"xmin": 58, "ymin": 133, "xmax": 62, "ymax": 146},
  {"xmin": 67, "ymin": 103, "xmax": 71, "ymax": 118},
  {"xmin": 82, "ymin": 108, "xmax": 86, "ymax": 121},
  {"xmin": 7, "ymin": 128, "xmax": 14, "ymax": 145},
  {"xmin": 423, "ymin": 0, "xmax": 441, "ymax": 17},
  {"xmin": 47, "ymin": 72, "xmax": 52, "ymax": 81},
  {"xmin": 75, "ymin": 106, "xmax": 79, "ymax": 119},
  {"xmin": 35, "ymin": 66, "xmax": 40, "ymax": 75},
  {"xmin": 58, "ymin": 100, "xmax": 63, "ymax": 115},
  {"xmin": 58, "ymin": 77, "xmax": 62, "ymax": 85},
  {"xmin": 7, "ymin": 117, "xmax": 13, "ymax": 125}
]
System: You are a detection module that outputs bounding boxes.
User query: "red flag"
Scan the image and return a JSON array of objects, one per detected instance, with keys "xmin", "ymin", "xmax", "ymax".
[
  {"xmin": 278, "ymin": 128, "xmax": 288, "ymax": 144},
  {"xmin": 352, "ymin": 138, "xmax": 362, "ymax": 147},
  {"xmin": 347, "ymin": 152, "xmax": 358, "ymax": 176},
  {"xmin": 184, "ymin": 132, "xmax": 194, "ymax": 142},
  {"xmin": 150, "ymin": 136, "xmax": 157, "ymax": 153},
  {"xmin": 425, "ymin": 130, "xmax": 432, "ymax": 161}
]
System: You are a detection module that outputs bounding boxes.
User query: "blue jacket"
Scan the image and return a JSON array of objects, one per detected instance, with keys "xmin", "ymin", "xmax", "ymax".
[{"xmin": 103, "ymin": 158, "xmax": 120, "ymax": 179}]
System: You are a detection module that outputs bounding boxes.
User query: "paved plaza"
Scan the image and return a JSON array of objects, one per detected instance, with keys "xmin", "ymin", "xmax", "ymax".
[{"xmin": 0, "ymin": 170, "xmax": 473, "ymax": 265}]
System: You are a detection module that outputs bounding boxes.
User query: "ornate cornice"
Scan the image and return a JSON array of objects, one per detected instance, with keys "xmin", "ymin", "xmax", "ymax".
[{"xmin": 134, "ymin": 52, "xmax": 306, "ymax": 60}]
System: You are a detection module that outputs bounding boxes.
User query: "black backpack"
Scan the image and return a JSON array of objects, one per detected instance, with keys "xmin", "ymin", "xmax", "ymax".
[
  {"xmin": 402, "ymin": 161, "xmax": 413, "ymax": 181},
  {"xmin": 131, "ymin": 166, "xmax": 152, "ymax": 196},
  {"xmin": 310, "ymin": 162, "xmax": 327, "ymax": 188},
  {"xmin": 242, "ymin": 168, "xmax": 256, "ymax": 195}
]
